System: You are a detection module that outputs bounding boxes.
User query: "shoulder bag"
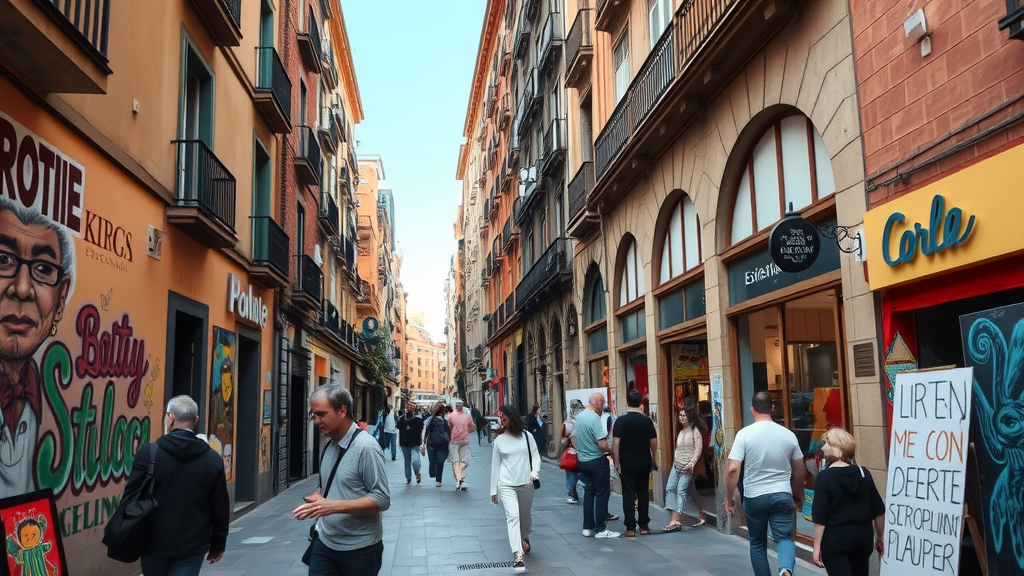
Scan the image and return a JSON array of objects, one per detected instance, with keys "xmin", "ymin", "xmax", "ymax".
[
  {"xmin": 525, "ymin": 433, "xmax": 540, "ymax": 489},
  {"xmin": 558, "ymin": 442, "xmax": 579, "ymax": 473},
  {"xmin": 301, "ymin": 429, "xmax": 361, "ymax": 565},
  {"xmin": 103, "ymin": 443, "xmax": 159, "ymax": 563}
]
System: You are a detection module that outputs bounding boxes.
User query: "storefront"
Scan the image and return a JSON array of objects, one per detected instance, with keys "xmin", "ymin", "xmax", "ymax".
[{"xmin": 864, "ymin": 143, "xmax": 1024, "ymax": 576}]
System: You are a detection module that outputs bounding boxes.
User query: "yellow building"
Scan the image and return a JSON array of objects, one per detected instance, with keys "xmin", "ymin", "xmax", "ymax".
[{"xmin": 406, "ymin": 323, "xmax": 448, "ymax": 399}]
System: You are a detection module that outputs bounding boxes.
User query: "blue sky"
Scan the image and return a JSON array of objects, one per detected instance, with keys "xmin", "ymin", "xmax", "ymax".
[{"xmin": 344, "ymin": 1, "xmax": 486, "ymax": 338}]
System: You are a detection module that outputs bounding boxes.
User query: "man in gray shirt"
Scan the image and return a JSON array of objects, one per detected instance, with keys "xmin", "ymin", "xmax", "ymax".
[{"xmin": 294, "ymin": 385, "xmax": 391, "ymax": 575}]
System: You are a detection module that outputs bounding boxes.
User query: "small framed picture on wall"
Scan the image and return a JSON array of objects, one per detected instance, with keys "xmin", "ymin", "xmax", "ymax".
[
  {"xmin": 263, "ymin": 389, "xmax": 273, "ymax": 425},
  {"xmin": 0, "ymin": 489, "xmax": 69, "ymax": 576}
]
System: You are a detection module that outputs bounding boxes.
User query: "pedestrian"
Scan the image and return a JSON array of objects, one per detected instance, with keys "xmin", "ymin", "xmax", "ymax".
[
  {"xmin": 422, "ymin": 402, "xmax": 451, "ymax": 487},
  {"xmin": 381, "ymin": 404, "xmax": 398, "ymax": 461},
  {"xmin": 689, "ymin": 401, "xmax": 714, "ymax": 527},
  {"xmin": 525, "ymin": 405, "xmax": 547, "ymax": 458},
  {"xmin": 119, "ymin": 395, "xmax": 229, "ymax": 576},
  {"xmin": 446, "ymin": 398, "xmax": 476, "ymax": 491},
  {"xmin": 471, "ymin": 405, "xmax": 487, "ymax": 446},
  {"xmin": 725, "ymin": 390, "xmax": 804, "ymax": 576},
  {"xmin": 811, "ymin": 427, "xmax": 885, "ymax": 576},
  {"xmin": 612, "ymin": 388, "xmax": 657, "ymax": 537},
  {"xmin": 572, "ymin": 392, "xmax": 619, "ymax": 539},
  {"xmin": 398, "ymin": 402, "xmax": 424, "ymax": 485},
  {"xmin": 560, "ymin": 408, "xmax": 582, "ymax": 504},
  {"xmin": 662, "ymin": 407, "xmax": 703, "ymax": 532},
  {"xmin": 490, "ymin": 405, "xmax": 540, "ymax": 573},
  {"xmin": 293, "ymin": 385, "xmax": 391, "ymax": 576}
]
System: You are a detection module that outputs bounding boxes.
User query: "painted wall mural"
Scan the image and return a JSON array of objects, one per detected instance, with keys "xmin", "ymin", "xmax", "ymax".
[{"xmin": 209, "ymin": 327, "xmax": 235, "ymax": 482}]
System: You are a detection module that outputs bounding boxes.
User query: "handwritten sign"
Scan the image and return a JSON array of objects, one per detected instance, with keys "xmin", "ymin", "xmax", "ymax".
[{"xmin": 882, "ymin": 367, "xmax": 972, "ymax": 576}]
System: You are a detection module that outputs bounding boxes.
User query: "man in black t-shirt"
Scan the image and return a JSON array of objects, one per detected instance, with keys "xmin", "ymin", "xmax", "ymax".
[
  {"xmin": 611, "ymin": 388, "xmax": 658, "ymax": 536},
  {"xmin": 398, "ymin": 403, "xmax": 425, "ymax": 484}
]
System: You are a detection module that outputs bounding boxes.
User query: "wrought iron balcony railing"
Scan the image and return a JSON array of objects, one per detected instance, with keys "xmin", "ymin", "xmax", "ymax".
[
  {"xmin": 38, "ymin": 0, "xmax": 112, "ymax": 60},
  {"xmin": 251, "ymin": 215, "xmax": 289, "ymax": 279},
  {"xmin": 295, "ymin": 254, "xmax": 323, "ymax": 305},
  {"xmin": 319, "ymin": 192, "xmax": 339, "ymax": 236},
  {"xmin": 568, "ymin": 161, "xmax": 595, "ymax": 222},
  {"xmin": 294, "ymin": 125, "xmax": 322, "ymax": 184},
  {"xmin": 540, "ymin": 10, "xmax": 564, "ymax": 70},
  {"xmin": 566, "ymin": 7, "xmax": 594, "ymax": 87},
  {"xmin": 541, "ymin": 118, "xmax": 567, "ymax": 174},
  {"xmin": 516, "ymin": 237, "xmax": 571, "ymax": 311},
  {"xmin": 172, "ymin": 139, "xmax": 236, "ymax": 230},
  {"xmin": 254, "ymin": 46, "xmax": 292, "ymax": 132},
  {"xmin": 297, "ymin": 7, "xmax": 323, "ymax": 73}
]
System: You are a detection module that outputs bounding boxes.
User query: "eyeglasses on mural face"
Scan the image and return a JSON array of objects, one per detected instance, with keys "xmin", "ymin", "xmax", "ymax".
[{"xmin": 0, "ymin": 250, "xmax": 66, "ymax": 286}]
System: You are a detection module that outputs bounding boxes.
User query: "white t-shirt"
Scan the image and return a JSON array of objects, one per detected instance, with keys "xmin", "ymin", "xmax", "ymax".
[
  {"xmin": 729, "ymin": 420, "xmax": 803, "ymax": 499},
  {"xmin": 490, "ymin": 431, "xmax": 541, "ymax": 495}
]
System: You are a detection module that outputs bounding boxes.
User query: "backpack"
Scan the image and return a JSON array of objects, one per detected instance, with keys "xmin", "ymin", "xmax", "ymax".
[
  {"xmin": 426, "ymin": 416, "xmax": 451, "ymax": 446},
  {"xmin": 103, "ymin": 443, "xmax": 159, "ymax": 563}
]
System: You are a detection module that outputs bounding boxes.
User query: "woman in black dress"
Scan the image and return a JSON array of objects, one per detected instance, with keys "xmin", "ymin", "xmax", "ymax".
[{"xmin": 811, "ymin": 427, "xmax": 885, "ymax": 576}]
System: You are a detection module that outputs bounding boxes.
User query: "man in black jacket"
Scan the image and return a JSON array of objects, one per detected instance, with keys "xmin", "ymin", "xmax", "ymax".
[{"xmin": 123, "ymin": 395, "xmax": 230, "ymax": 576}]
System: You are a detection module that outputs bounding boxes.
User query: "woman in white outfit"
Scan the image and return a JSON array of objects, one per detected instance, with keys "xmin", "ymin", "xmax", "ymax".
[{"xmin": 490, "ymin": 405, "xmax": 540, "ymax": 573}]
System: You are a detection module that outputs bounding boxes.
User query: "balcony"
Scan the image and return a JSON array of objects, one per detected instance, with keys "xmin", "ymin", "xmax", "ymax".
[
  {"xmin": 293, "ymin": 254, "xmax": 323, "ymax": 310},
  {"xmin": 318, "ymin": 192, "xmax": 339, "ymax": 237},
  {"xmin": 595, "ymin": 0, "xmax": 628, "ymax": 32},
  {"xmin": 567, "ymin": 161, "xmax": 595, "ymax": 231},
  {"xmin": 293, "ymin": 126, "xmax": 322, "ymax": 185},
  {"xmin": 514, "ymin": 18, "xmax": 530, "ymax": 60},
  {"xmin": 499, "ymin": 31, "xmax": 512, "ymax": 76},
  {"xmin": 318, "ymin": 108, "xmax": 340, "ymax": 154},
  {"xmin": 321, "ymin": 299, "xmax": 340, "ymax": 334},
  {"xmin": 357, "ymin": 214, "xmax": 372, "ymax": 240},
  {"xmin": 514, "ymin": 69, "xmax": 543, "ymax": 142},
  {"xmin": 516, "ymin": 237, "xmax": 572, "ymax": 313},
  {"xmin": 168, "ymin": 140, "xmax": 236, "ymax": 248},
  {"xmin": 541, "ymin": 118, "xmax": 567, "ymax": 176},
  {"xmin": 539, "ymin": 11, "xmax": 563, "ymax": 71},
  {"xmin": 254, "ymin": 47, "xmax": 292, "ymax": 134},
  {"xmin": 296, "ymin": 8, "xmax": 323, "ymax": 74},
  {"xmin": 565, "ymin": 8, "xmax": 594, "ymax": 88},
  {"xmin": 322, "ymin": 47, "xmax": 338, "ymax": 89},
  {"xmin": 250, "ymin": 216, "xmax": 289, "ymax": 289},
  {"xmin": 501, "ymin": 215, "xmax": 517, "ymax": 251},
  {"xmin": 500, "ymin": 92, "xmax": 512, "ymax": 130},
  {"xmin": 0, "ymin": 0, "xmax": 113, "ymax": 94},
  {"xmin": 514, "ymin": 163, "xmax": 544, "ymax": 226},
  {"xmin": 355, "ymin": 279, "xmax": 381, "ymax": 314},
  {"xmin": 481, "ymin": 268, "xmax": 490, "ymax": 285},
  {"xmin": 189, "ymin": 0, "xmax": 241, "ymax": 45}
]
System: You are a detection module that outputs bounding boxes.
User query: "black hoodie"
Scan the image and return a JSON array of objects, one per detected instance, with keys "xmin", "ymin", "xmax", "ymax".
[
  {"xmin": 122, "ymin": 428, "xmax": 230, "ymax": 557},
  {"xmin": 811, "ymin": 464, "xmax": 885, "ymax": 527}
]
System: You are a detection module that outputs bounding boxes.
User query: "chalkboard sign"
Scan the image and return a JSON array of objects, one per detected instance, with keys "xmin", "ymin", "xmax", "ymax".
[
  {"xmin": 768, "ymin": 214, "xmax": 821, "ymax": 273},
  {"xmin": 959, "ymin": 302, "xmax": 1024, "ymax": 576}
]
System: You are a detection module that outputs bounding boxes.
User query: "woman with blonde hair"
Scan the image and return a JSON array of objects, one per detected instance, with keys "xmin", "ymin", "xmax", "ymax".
[
  {"xmin": 490, "ymin": 405, "xmax": 540, "ymax": 573},
  {"xmin": 812, "ymin": 427, "xmax": 885, "ymax": 576},
  {"xmin": 662, "ymin": 407, "xmax": 703, "ymax": 532}
]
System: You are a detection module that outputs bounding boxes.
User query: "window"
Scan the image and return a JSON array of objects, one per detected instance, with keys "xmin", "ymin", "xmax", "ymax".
[
  {"xmin": 730, "ymin": 115, "xmax": 835, "ymax": 244},
  {"xmin": 580, "ymin": 92, "xmax": 594, "ymax": 163},
  {"xmin": 585, "ymin": 267, "xmax": 607, "ymax": 356},
  {"xmin": 299, "ymin": 80, "xmax": 307, "ymax": 126},
  {"xmin": 658, "ymin": 194, "xmax": 701, "ymax": 283},
  {"xmin": 259, "ymin": 0, "xmax": 274, "ymax": 46},
  {"xmin": 179, "ymin": 35, "xmax": 214, "ymax": 145},
  {"xmin": 618, "ymin": 239, "xmax": 643, "ymax": 306},
  {"xmin": 550, "ymin": 80, "xmax": 560, "ymax": 122},
  {"xmin": 613, "ymin": 30, "xmax": 630, "ymax": 104},
  {"xmin": 554, "ymin": 192, "xmax": 564, "ymax": 237},
  {"xmin": 648, "ymin": 0, "xmax": 672, "ymax": 48},
  {"xmin": 296, "ymin": 204, "xmax": 305, "ymax": 255}
]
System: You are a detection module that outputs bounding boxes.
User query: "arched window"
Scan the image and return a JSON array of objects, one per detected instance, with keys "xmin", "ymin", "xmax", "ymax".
[
  {"xmin": 730, "ymin": 115, "xmax": 835, "ymax": 244},
  {"xmin": 586, "ymin": 273, "xmax": 606, "ymax": 325},
  {"xmin": 616, "ymin": 237, "xmax": 646, "ymax": 345},
  {"xmin": 618, "ymin": 239, "xmax": 644, "ymax": 306},
  {"xmin": 659, "ymin": 194, "xmax": 701, "ymax": 283},
  {"xmin": 583, "ymin": 265, "xmax": 608, "ymax": 362}
]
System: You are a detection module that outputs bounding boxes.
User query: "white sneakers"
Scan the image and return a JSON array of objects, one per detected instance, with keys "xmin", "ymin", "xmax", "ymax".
[
  {"xmin": 566, "ymin": 497, "xmax": 579, "ymax": 504},
  {"xmin": 780, "ymin": 570, "xmax": 793, "ymax": 576},
  {"xmin": 594, "ymin": 529, "xmax": 620, "ymax": 539},
  {"xmin": 581, "ymin": 529, "xmax": 594, "ymax": 537}
]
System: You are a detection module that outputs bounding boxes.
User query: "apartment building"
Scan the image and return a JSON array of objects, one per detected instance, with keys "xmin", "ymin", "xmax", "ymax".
[
  {"xmin": 852, "ymin": 2, "xmax": 1024, "ymax": 574},
  {"xmin": 406, "ymin": 323, "xmax": 448, "ymax": 398}
]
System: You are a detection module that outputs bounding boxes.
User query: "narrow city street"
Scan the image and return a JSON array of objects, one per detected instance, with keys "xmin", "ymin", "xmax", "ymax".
[{"xmin": 205, "ymin": 441, "xmax": 826, "ymax": 576}]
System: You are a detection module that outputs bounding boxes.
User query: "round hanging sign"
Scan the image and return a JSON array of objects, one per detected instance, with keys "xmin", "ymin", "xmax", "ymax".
[
  {"xmin": 768, "ymin": 213, "xmax": 821, "ymax": 273},
  {"xmin": 363, "ymin": 316, "xmax": 379, "ymax": 334}
]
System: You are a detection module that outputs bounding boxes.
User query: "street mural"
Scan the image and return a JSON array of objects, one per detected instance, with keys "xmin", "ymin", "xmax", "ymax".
[
  {"xmin": 1, "ymin": 109, "xmax": 156, "ymax": 572},
  {"xmin": 209, "ymin": 327, "xmax": 235, "ymax": 482}
]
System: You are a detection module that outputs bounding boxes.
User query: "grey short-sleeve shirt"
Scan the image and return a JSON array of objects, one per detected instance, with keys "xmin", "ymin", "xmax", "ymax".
[{"xmin": 316, "ymin": 425, "xmax": 391, "ymax": 551}]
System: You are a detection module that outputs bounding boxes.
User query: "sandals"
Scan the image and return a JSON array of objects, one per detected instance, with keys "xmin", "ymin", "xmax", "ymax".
[
  {"xmin": 661, "ymin": 522, "xmax": 682, "ymax": 532},
  {"xmin": 692, "ymin": 517, "xmax": 707, "ymax": 527},
  {"xmin": 522, "ymin": 539, "xmax": 530, "ymax": 555}
]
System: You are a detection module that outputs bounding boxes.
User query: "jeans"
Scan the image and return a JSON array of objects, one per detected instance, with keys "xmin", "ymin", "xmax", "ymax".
[
  {"xmin": 565, "ymin": 470, "xmax": 581, "ymax": 499},
  {"xmin": 743, "ymin": 492, "xmax": 797, "ymax": 576},
  {"xmin": 496, "ymin": 483, "xmax": 535, "ymax": 558},
  {"xmin": 140, "ymin": 553, "xmax": 205, "ymax": 576},
  {"xmin": 380, "ymin": 432, "xmax": 397, "ymax": 459},
  {"xmin": 426, "ymin": 444, "xmax": 448, "ymax": 482},
  {"xmin": 664, "ymin": 468, "xmax": 693, "ymax": 514},
  {"xmin": 307, "ymin": 538, "xmax": 383, "ymax": 576},
  {"xmin": 577, "ymin": 457, "xmax": 610, "ymax": 532},
  {"xmin": 619, "ymin": 467, "xmax": 651, "ymax": 530},
  {"xmin": 401, "ymin": 446, "xmax": 421, "ymax": 480}
]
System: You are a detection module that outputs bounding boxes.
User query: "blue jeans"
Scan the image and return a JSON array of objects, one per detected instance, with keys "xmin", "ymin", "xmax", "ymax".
[
  {"xmin": 401, "ymin": 445, "xmax": 421, "ymax": 480},
  {"xmin": 664, "ymin": 468, "xmax": 693, "ymax": 513},
  {"xmin": 743, "ymin": 492, "xmax": 797, "ymax": 576},
  {"xmin": 577, "ymin": 457, "xmax": 610, "ymax": 532},
  {"xmin": 565, "ymin": 470, "xmax": 581, "ymax": 499},
  {"xmin": 140, "ymin": 553, "xmax": 205, "ymax": 576},
  {"xmin": 426, "ymin": 444, "xmax": 448, "ymax": 482},
  {"xmin": 308, "ymin": 538, "xmax": 383, "ymax": 576},
  {"xmin": 380, "ymin": 432, "xmax": 397, "ymax": 459}
]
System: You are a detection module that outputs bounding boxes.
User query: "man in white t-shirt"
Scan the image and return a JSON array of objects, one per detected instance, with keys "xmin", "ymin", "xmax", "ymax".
[{"xmin": 725, "ymin": 391, "xmax": 804, "ymax": 576}]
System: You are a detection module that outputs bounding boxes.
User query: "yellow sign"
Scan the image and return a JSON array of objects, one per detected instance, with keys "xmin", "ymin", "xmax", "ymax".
[{"xmin": 864, "ymin": 143, "xmax": 1024, "ymax": 290}]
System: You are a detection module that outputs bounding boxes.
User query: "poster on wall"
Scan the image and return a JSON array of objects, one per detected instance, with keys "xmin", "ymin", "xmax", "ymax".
[
  {"xmin": 209, "ymin": 327, "xmax": 236, "ymax": 481},
  {"xmin": 709, "ymin": 373, "xmax": 724, "ymax": 459},
  {"xmin": 672, "ymin": 343, "xmax": 709, "ymax": 413},
  {"xmin": 959, "ymin": 302, "xmax": 1024, "ymax": 576},
  {"xmin": 0, "ymin": 108, "xmax": 157, "ymax": 573},
  {"xmin": 565, "ymin": 387, "xmax": 608, "ymax": 419},
  {"xmin": 881, "ymin": 367, "xmax": 972, "ymax": 576},
  {"xmin": 0, "ymin": 489, "xmax": 69, "ymax": 576}
]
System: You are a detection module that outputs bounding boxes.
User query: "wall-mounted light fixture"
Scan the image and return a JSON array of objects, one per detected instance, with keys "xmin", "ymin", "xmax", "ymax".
[{"xmin": 904, "ymin": 9, "xmax": 931, "ymax": 57}]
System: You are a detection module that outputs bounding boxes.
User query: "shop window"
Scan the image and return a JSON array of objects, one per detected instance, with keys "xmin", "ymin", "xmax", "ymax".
[
  {"xmin": 730, "ymin": 115, "xmax": 835, "ymax": 245},
  {"xmin": 735, "ymin": 289, "xmax": 844, "ymax": 539}
]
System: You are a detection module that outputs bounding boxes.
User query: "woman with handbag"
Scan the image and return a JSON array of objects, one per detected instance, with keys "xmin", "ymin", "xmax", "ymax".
[
  {"xmin": 662, "ymin": 407, "xmax": 703, "ymax": 532},
  {"xmin": 422, "ymin": 403, "xmax": 451, "ymax": 487},
  {"xmin": 490, "ymin": 405, "xmax": 540, "ymax": 573},
  {"xmin": 560, "ymin": 409, "xmax": 582, "ymax": 504}
]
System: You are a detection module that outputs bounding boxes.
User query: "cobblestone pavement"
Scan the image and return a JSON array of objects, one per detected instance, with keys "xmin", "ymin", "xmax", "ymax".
[{"xmin": 202, "ymin": 439, "xmax": 827, "ymax": 575}]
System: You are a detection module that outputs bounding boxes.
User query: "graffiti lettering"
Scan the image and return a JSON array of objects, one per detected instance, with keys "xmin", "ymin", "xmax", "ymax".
[
  {"xmin": 75, "ymin": 304, "xmax": 149, "ymax": 407},
  {"xmin": 35, "ymin": 342, "xmax": 151, "ymax": 496},
  {"xmin": 59, "ymin": 493, "xmax": 121, "ymax": 537},
  {"xmin": 83, "ymin": 210, "xmax": 133, "ymax": 262}
]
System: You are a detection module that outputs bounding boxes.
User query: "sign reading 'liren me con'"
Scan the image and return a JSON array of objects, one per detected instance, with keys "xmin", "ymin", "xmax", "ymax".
[{"xmin": 882, "ymin": 367, "xmax": 972, "ymax": 576}]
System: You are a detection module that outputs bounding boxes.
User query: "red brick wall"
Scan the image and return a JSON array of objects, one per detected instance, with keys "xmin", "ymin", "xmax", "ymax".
[{"xmin": 851, "ymin": 0, "xmax": 1024, "ymax": 208}]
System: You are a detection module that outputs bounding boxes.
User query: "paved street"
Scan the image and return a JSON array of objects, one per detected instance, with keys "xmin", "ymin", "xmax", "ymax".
[{"xmin": 203, "ymin": 439, "xmax": 826, "ymax": 576}]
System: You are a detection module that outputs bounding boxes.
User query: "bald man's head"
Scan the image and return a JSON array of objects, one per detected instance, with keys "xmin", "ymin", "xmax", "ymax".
[{"xmin": 589, "ymin": 393, "xmax": 606, "ymax": 412}]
